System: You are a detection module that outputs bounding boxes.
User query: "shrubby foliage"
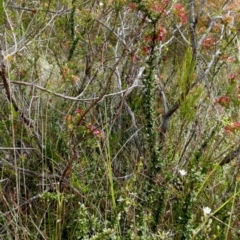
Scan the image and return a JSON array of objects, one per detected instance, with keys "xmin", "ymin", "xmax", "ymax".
[{"xmin": 0, "ymin": 0, "xmax": 240, "ymax": 239}]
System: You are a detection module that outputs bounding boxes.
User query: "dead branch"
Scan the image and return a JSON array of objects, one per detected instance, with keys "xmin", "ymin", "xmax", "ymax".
[{"xmin": 219, "ymin": 145, "xmax": 240, "ymax": 166}]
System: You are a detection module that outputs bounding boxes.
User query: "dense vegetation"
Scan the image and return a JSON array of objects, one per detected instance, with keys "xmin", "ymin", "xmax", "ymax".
[{"xmin": 0, "ymin": 0, "xmax": 240, "ymax": 239}]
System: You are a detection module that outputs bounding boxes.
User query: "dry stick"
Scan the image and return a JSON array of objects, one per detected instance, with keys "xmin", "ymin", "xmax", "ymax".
[
  {"xmin": 177, "ymin": 121, "xmax": 197, "ymax": 166},
  {"xmin": 0, "ymin": 159, "xmax": 42, "ymax": 179},
  {"xmin": 114, "ymin": 65, "xmax": 144, "ymax": 158},
  {"xmin": 4, "ymin": 2, "xmax": 66, "ymax": 60},
  {"xmin": 9, "ymin": 80, "xmax": 142, "ymax": 101},
  {"xmin": 195, "ymin": 0, "xmax": 206, "ymax": 23},
  {"xmin": 0, "ymin": 158, "xmax": 70, "ymax": 184},
  {"xmin": 0, "ymin": 158, "xmax": 80, "ymax": 195},
  {"xmin": 0, "ymin": 48, "xmax": 43, "ymax": 149},
  {"xmin": 0, "ymin": 54, "xmax": 29, "ymax": 128},
  {"xmin": 189, "ymin": 0, "xmax": 198, "ymax": 57},
  {"xmin": 124, "ymin": 102, "xmax": 143, "ymax": 158},
  {"xmin": 7, "ymin": 4, "xmax": 71, "ymax": 15},
  {"xmin": 219, "ymin": 145, "xmax": 240, "ymax": 166},
  {"xmin": 2, "ymin": 191, "xmax": 47, "ymax": 217},
  {"xmin": 0, "ymin": 147, "xmax": 35, "ymax": 150}
]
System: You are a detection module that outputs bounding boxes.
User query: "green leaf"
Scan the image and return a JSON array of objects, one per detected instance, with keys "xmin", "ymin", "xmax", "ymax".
[{"xmin": 0, "ymin": 0, "xmax": 4, "ymax": 26}]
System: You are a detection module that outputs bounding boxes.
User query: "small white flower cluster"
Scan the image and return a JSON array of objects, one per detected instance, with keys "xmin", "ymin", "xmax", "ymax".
[
  {"xmin": 203, "ymin": 206, "xmax": 212, "ymax": 216},
  {"xmin": 178, "ymin": 169, "xmax": 187, "ymax": 176}
]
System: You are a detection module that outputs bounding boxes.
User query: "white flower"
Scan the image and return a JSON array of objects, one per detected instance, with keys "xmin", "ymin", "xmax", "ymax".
[
  {"xmin": 203, "ymin": 206, "xmax": 211, "ymax": 215},
  {"xmin": 178, "ymin": 169, "xmax": 187, "ymax": 176}
]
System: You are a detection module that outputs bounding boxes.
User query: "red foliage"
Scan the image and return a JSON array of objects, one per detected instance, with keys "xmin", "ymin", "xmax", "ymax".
[
  {"xmin": 229, "ymin": 73, "xmax": 237, "ymax": 81},
  {"xmin": 220, "ymin": 54, "xmax": 235, "ymax": 63},
  {"xmin": 87, "ymin": 125, "xmax": 105, "ymax": 139},
  {"xmin": 225, "ymin": 122, "xmax": 240, "ymax": 133},
  {"xmin": 214, "ymin": 96, "xmax": 230, "ymax": 106},
  {"xmin": 162, "ymin": 55, "xmax": 167, "ymax": 61},
  {"xmin": 151, "ymin": 4, "xmax": 167, "ymax": 15},
  {"xmin": 174, "ymin": 4, "xmax": 187, "ymax": 25},
  {"xmin": 144, "ymin": 26, "xmax": 166, "ymax": 43},
  {"xmin": 128, "ymin": 3, "xmax": 136, "ymax": 10},
  {"xmin": 202, "ymin": 37, "xmax": 217, "ymax": 49},
  {"xmin": 75, "ymin": 108, "xmax": 84, "ymax": 114},
  {"xmin": 141, "ymin": 46, "xmax": 150, "ymax": 55}
]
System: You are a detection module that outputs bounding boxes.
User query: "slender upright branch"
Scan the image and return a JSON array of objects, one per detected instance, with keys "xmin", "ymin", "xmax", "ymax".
[
  {"xmin": 189, "ymin": 0, "xmax": 198, "ymax": 58},
  {"xmin": 219, "ymin": 145, "xmax": 240, "ymax": 166},
  {"xmin": 0, "ymin": 47, "xmax": 34, "ymax": 127}
]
